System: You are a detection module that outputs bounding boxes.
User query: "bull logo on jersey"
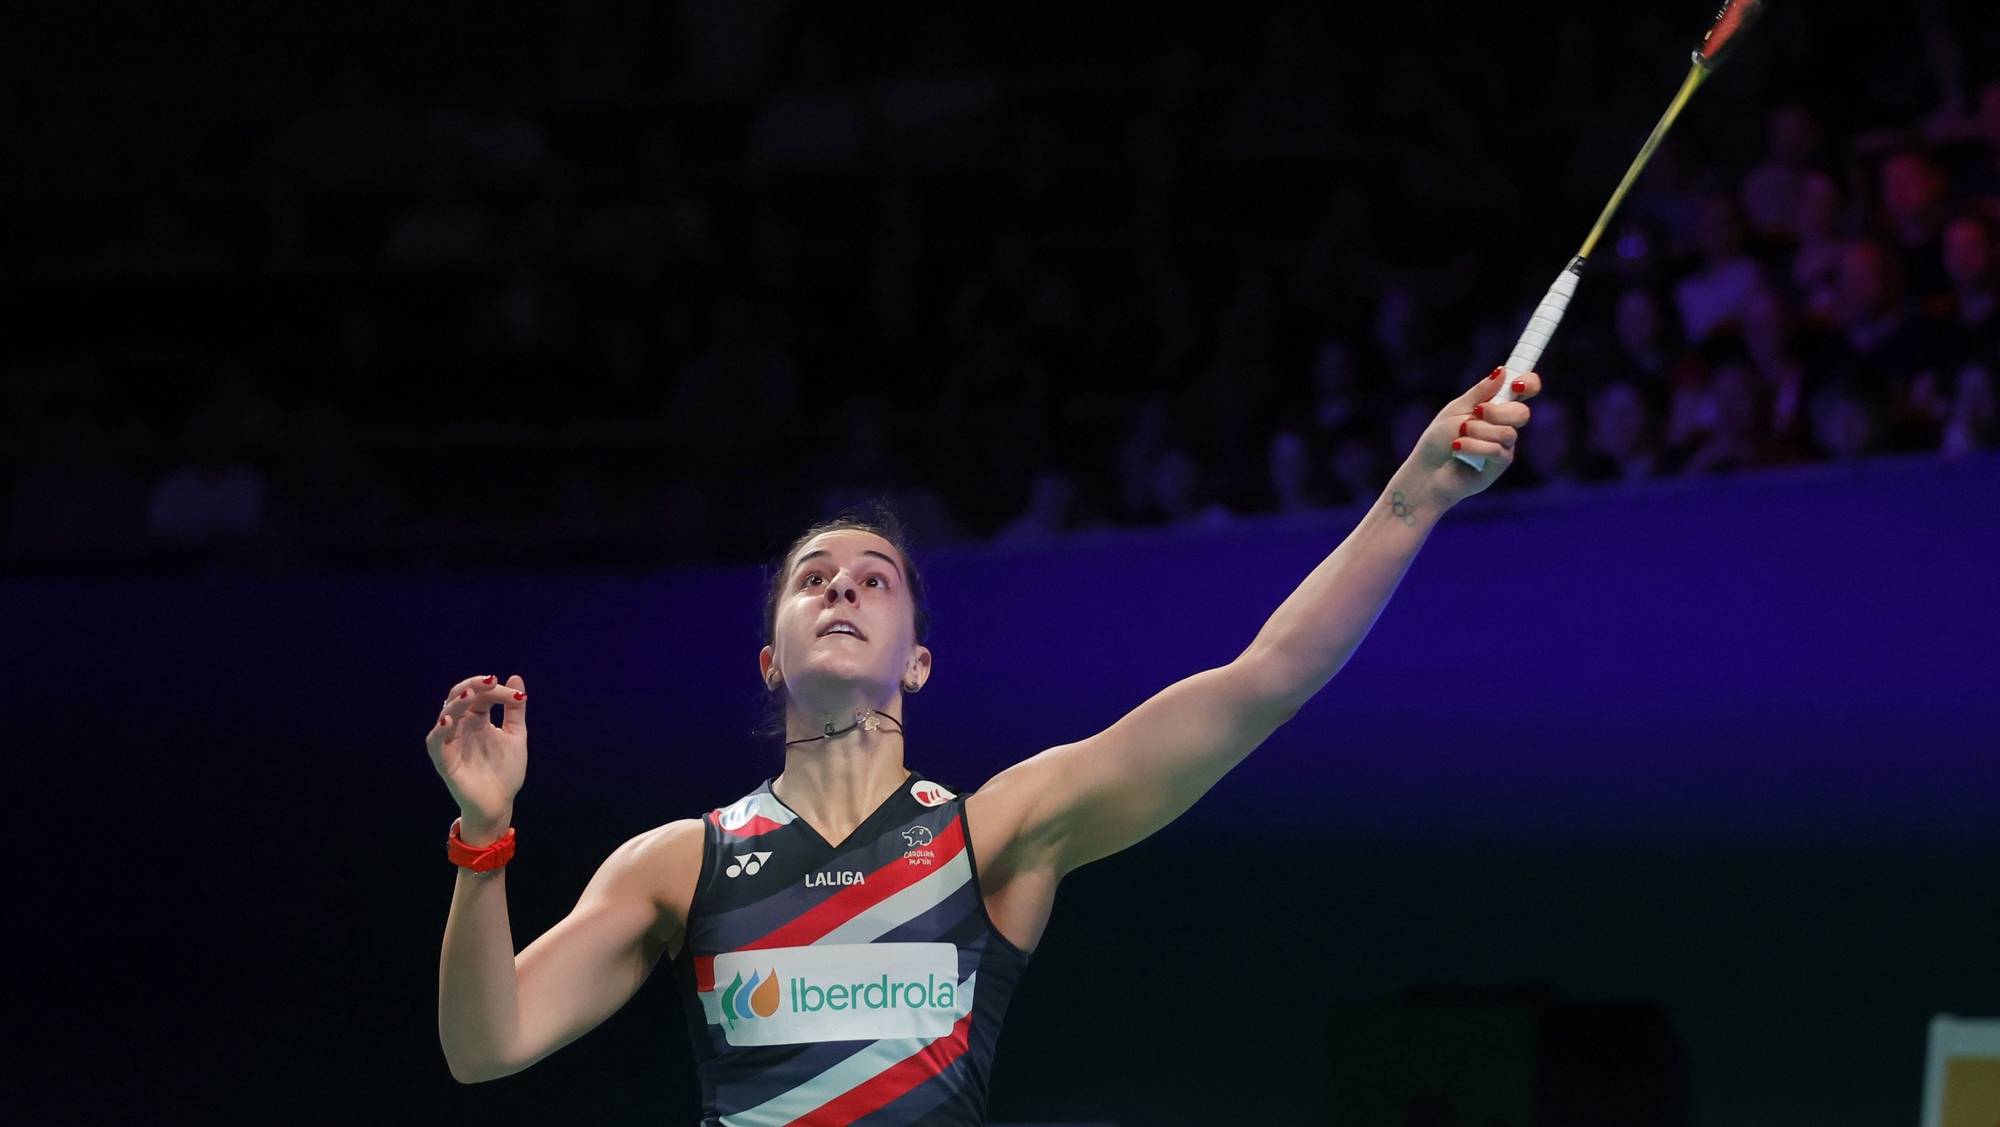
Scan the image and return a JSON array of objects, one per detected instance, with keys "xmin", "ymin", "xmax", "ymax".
[
  {"xmin": 900, "ymin": 825, "xmax": 934, "ymax": 847},
  {"xmin": 718, "ymin": 968, "xmax": 782, "ymax": 1028},
  {"xmin": 910, "ymin": 781, "xmax": 955, "ymax": 807}
]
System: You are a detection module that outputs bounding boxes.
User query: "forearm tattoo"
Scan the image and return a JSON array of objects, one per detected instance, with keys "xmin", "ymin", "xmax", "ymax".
[{"xmin": 1388, "ymin": 490, "xmax": 1418, "ymax": 527}]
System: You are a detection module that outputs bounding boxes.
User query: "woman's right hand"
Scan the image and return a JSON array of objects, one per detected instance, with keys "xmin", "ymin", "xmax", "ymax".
[{"xmin": 425, "ymin": 674, "xmax": 528, "ymax": 839}]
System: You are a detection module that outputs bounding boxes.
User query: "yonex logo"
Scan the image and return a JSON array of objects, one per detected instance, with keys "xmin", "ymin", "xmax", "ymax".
[
  {"xmin": 725, "ymin": 851, "xmax": 772, "ymax": 877},
  {"xmin": 717, "ymin": 968, "xmax": 781, "ymax": 1028}
]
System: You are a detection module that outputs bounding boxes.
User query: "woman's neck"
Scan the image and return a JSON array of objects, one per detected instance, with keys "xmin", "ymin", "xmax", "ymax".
[{"xmin": 774, "ymin": 718, "xmax": 910, "ymax": 843}]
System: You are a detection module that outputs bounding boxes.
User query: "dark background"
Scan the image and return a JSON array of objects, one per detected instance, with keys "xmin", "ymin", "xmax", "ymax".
[{"xmin": 9, "ymin": 2, "xmax": 2000, "ymax": 1125}]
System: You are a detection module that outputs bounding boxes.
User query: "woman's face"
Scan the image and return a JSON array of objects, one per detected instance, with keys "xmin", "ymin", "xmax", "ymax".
[{"xmin": 763, "ymin": 529, "xmax": 928, "ymax": 706}]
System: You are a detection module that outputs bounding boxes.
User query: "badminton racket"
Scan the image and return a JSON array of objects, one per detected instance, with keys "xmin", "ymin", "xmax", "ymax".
[{"xmin": 1454, "ymin": 0, "xmax": 1767, "ymax": 471}]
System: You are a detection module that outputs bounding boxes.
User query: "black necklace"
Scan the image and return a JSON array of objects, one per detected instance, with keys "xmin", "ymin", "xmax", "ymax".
[{"xmin": 784, "ymin": 708, "xmax": 905, "ymax": 747}]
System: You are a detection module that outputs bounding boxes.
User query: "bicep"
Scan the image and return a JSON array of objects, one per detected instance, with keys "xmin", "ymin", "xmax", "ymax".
[
  {"xmin": 505, "ymin": 821, "xmax": 696, "ymax": 1074},
  {"xmin": 1000, "ymin": 661, "xmax": 1297, "ymax": 877}
]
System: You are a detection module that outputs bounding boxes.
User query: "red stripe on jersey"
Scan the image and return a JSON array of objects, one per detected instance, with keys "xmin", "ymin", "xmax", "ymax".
[
  {"xmin": 693, "ymin": 955, "xmax": 715, "ymax": 993},
  {"xmin": 737, "ymin": 816, "xmax": 966, "ymax": 952},
  {"xmin": 708, "ymin": 809, "xmax": 792, "ymax": 839},
  {"xmin": 784, "ymin": 1008, "xmax": 976, "ymax": 1126}
]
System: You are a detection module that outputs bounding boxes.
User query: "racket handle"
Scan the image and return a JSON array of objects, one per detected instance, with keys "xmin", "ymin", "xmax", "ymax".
[{"xmin": 1453, "ymin": 256, "xmax": 1586, "ymax": 471}]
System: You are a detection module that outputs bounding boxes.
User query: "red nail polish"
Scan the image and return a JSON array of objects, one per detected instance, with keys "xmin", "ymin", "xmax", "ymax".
[
  {"xmin": 1488, "ymin": 367, "xmax": 1503, "ymax": 381},
  {"xmin": 1459, "ymin": 421, "xmax": 1469, "ymax": 436},
  {"xmin": 483, "ymin": 676, "xmax": 495, "ymax": 684},
  {"xmin": 514, "ymin": 692, "xmax": 526, "ymax": 701},
  {"xmin": 1452, "ymin": 439, "xmax": 1463, "ymax": 451},
  {"xmin": 1473, "ymin": 405, "xmax": 1484, "ymax": 419},
  {"xmin": 461, "ymin": 690, "xmax": 469, "ymax": 699},
  {"xmin": 1512, "ymin": 379, "xmax": 1526, "ymax": 393},
  {"xmin": 438, "ymin": 716, "xmax": 448, "ymax": 726}
]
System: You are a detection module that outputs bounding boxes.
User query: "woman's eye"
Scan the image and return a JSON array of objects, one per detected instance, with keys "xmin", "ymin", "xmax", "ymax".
[
  {"xmin": 803, "ymin": 574, "xmax": 822, "ymax": 587},
  {"xmin": 866, "ymin": 576, "xmax": 886, "ymax": 588}
]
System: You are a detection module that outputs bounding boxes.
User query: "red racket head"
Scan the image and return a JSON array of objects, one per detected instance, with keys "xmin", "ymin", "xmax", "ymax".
[{"xmin": 1695, "ymin": 0, "xmax": 1766, "ymax": 69}]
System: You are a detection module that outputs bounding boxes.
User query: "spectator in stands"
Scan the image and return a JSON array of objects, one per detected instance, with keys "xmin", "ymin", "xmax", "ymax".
[
  {"xmin": 1513, "ymin": 396, "xmax": 1584, "ymax": 493},
  {"xmin": 1742, "ymin": 103, "xmax": 1824, "ymax": 244},
  {"xmin": 1677, "ymin": 361, "xmax": 1796, "ymax": 476},
  {"xmin": 1808, "ymin": 378, "xmax": 1881, "ymax": 461},
  {"xmin": 1579, "ymin": 380, "xmax": 1663, "ymax": 483},
  {"xmin": 1674, "ymin": 190, "xmax": 1766, "ymax": 346},
  {"xmin": 1807, "ymin": 238, "xmax": 1944, "ymax": 451},
  {"xmin": 1742, "ymin": 285, "xmax": 1814, "ymax": 457},
  {"xmin": 1263, "ymin": 430, "xmax": 1331, "ymax": 518},
  {"xmin": 1325, "ymin": 423, "xmax": 1394, "ymax": 509},
  {"xmin": 1941, "ymin": 211, "xmax": 2000, "ymax": 364},
  {"xmin": 1612, "ymin": 284, "xmax": 1686, "ymax": 384},
  {"xmin": 996, "ymin": 470, "xmax": 1082, "ymax": 545},
  {"xmin": 1877, "ymin": 148, "xmax": 1954, "ymax": 310},
  {"xmin": 1148, "ymin": 447, "xmax": 1234, "ymax": 529},
  {"xmin": 1302, "ymin": 337, "xmax": 1368, "ymax": 440},
  {"xmin": 1790, "ymin": 170, "xmax": 1849, "ymax": 326},
  {"xmin": 1941, "ymin": 364, "xmax": 1996, "ymax": 456}
]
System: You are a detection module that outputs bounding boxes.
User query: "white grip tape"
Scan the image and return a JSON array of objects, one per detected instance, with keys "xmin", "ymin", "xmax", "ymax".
[{"xmin": 1453, "ymin": 258, "xmax": 1584, "ymax": 472}]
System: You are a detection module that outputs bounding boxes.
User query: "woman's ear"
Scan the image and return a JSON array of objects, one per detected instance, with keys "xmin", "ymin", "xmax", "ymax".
[
  {"xmin": 759, "ymin": 645, "xmax": 781, "ymax": 690},
  {"xmin": 902, "ymin": 646, "xmax": 932, "ymax": 693}
]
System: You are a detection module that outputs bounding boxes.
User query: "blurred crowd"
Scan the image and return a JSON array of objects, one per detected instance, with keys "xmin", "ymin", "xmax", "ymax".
[{"xmin": 7, "ymin": 2, "xmax": 1999, "ymax": 572}]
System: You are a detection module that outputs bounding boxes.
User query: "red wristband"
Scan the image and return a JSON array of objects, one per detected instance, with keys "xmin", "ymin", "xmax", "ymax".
[{"xmin": 448, "ymin": 817, "xmax": 517, "ymax": 872}]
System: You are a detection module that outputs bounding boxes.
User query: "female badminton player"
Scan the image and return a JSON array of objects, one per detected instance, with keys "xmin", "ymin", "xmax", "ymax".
[{"xmin": 431, "ymin": 365, "xmax": 1539, "ymax": 1125}]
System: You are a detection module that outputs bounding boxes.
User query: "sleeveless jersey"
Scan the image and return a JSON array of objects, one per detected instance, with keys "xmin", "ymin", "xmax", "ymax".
[{"xmin": 670, "ymin": 769, "xmax": 1032, "ymax": 1126}]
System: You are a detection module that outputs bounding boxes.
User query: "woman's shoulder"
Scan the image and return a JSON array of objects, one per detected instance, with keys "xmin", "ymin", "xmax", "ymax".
[{"xmin": 616, "ymin": 818, "xmax": 708, "ymax": 940}]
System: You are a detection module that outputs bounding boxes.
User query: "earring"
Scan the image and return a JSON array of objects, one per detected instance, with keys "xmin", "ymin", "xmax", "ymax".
[
  {"xmin": 767, "ymin": 670, "xmax": 783, "ymax": 690},
  {"xmin": 902, "ymin": 680, "xmax": 921, "ymax": 694}
]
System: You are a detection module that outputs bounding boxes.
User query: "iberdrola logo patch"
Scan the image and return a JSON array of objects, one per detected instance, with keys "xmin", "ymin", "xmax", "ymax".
[
  {"xmin": 717, "ymin": 967, "xmax": 782, "ymax": 1028},
  {"xmin": 712, "ymin": 943, "xmax": 961, "ymax": 1046}
]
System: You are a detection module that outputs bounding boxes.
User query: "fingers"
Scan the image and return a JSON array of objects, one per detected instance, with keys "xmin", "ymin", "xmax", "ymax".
[
  {"xmin": 1472, "ymin": 400, "xmax": 1533, "ymax": 428},
  {"xmin": 500, "ymin": 673, "xmax": 527, "ymax": 736},
  {"xmin": 1450, "ymin": 434, "xmax": 1513, "ymax": 464},
  {"xmin": 429, "ymin": 675, "xmax": 527, "ymax": 741},
  {"xmin": 1459, "ymin": 368, "xmax": 1544, "ymax": 409},
  {"xmin": 1457, "ymin": 418, "xmax": 1518, "ymax": 450}
]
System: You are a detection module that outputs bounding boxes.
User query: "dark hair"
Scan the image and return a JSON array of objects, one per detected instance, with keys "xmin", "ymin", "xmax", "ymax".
[{"xmin": 754, "ymin": 500, "xmax": 932, "ymax": 739}]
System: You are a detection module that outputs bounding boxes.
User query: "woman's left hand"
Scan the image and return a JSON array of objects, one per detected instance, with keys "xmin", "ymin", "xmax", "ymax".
[{"xmin": 1403, "ymin": 367, "xmax": 1542, "ymax": 509}]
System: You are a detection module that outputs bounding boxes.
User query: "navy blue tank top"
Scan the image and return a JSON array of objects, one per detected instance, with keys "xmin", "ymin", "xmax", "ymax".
[{"xmin": 670, "ymin": 769, "xmax": 1032, "ymax": 1126}]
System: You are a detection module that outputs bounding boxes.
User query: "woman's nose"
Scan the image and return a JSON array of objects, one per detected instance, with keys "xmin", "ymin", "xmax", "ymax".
[{"xmin": 825, "ymin": 582, "xmax": 857, "ymax": 604}]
